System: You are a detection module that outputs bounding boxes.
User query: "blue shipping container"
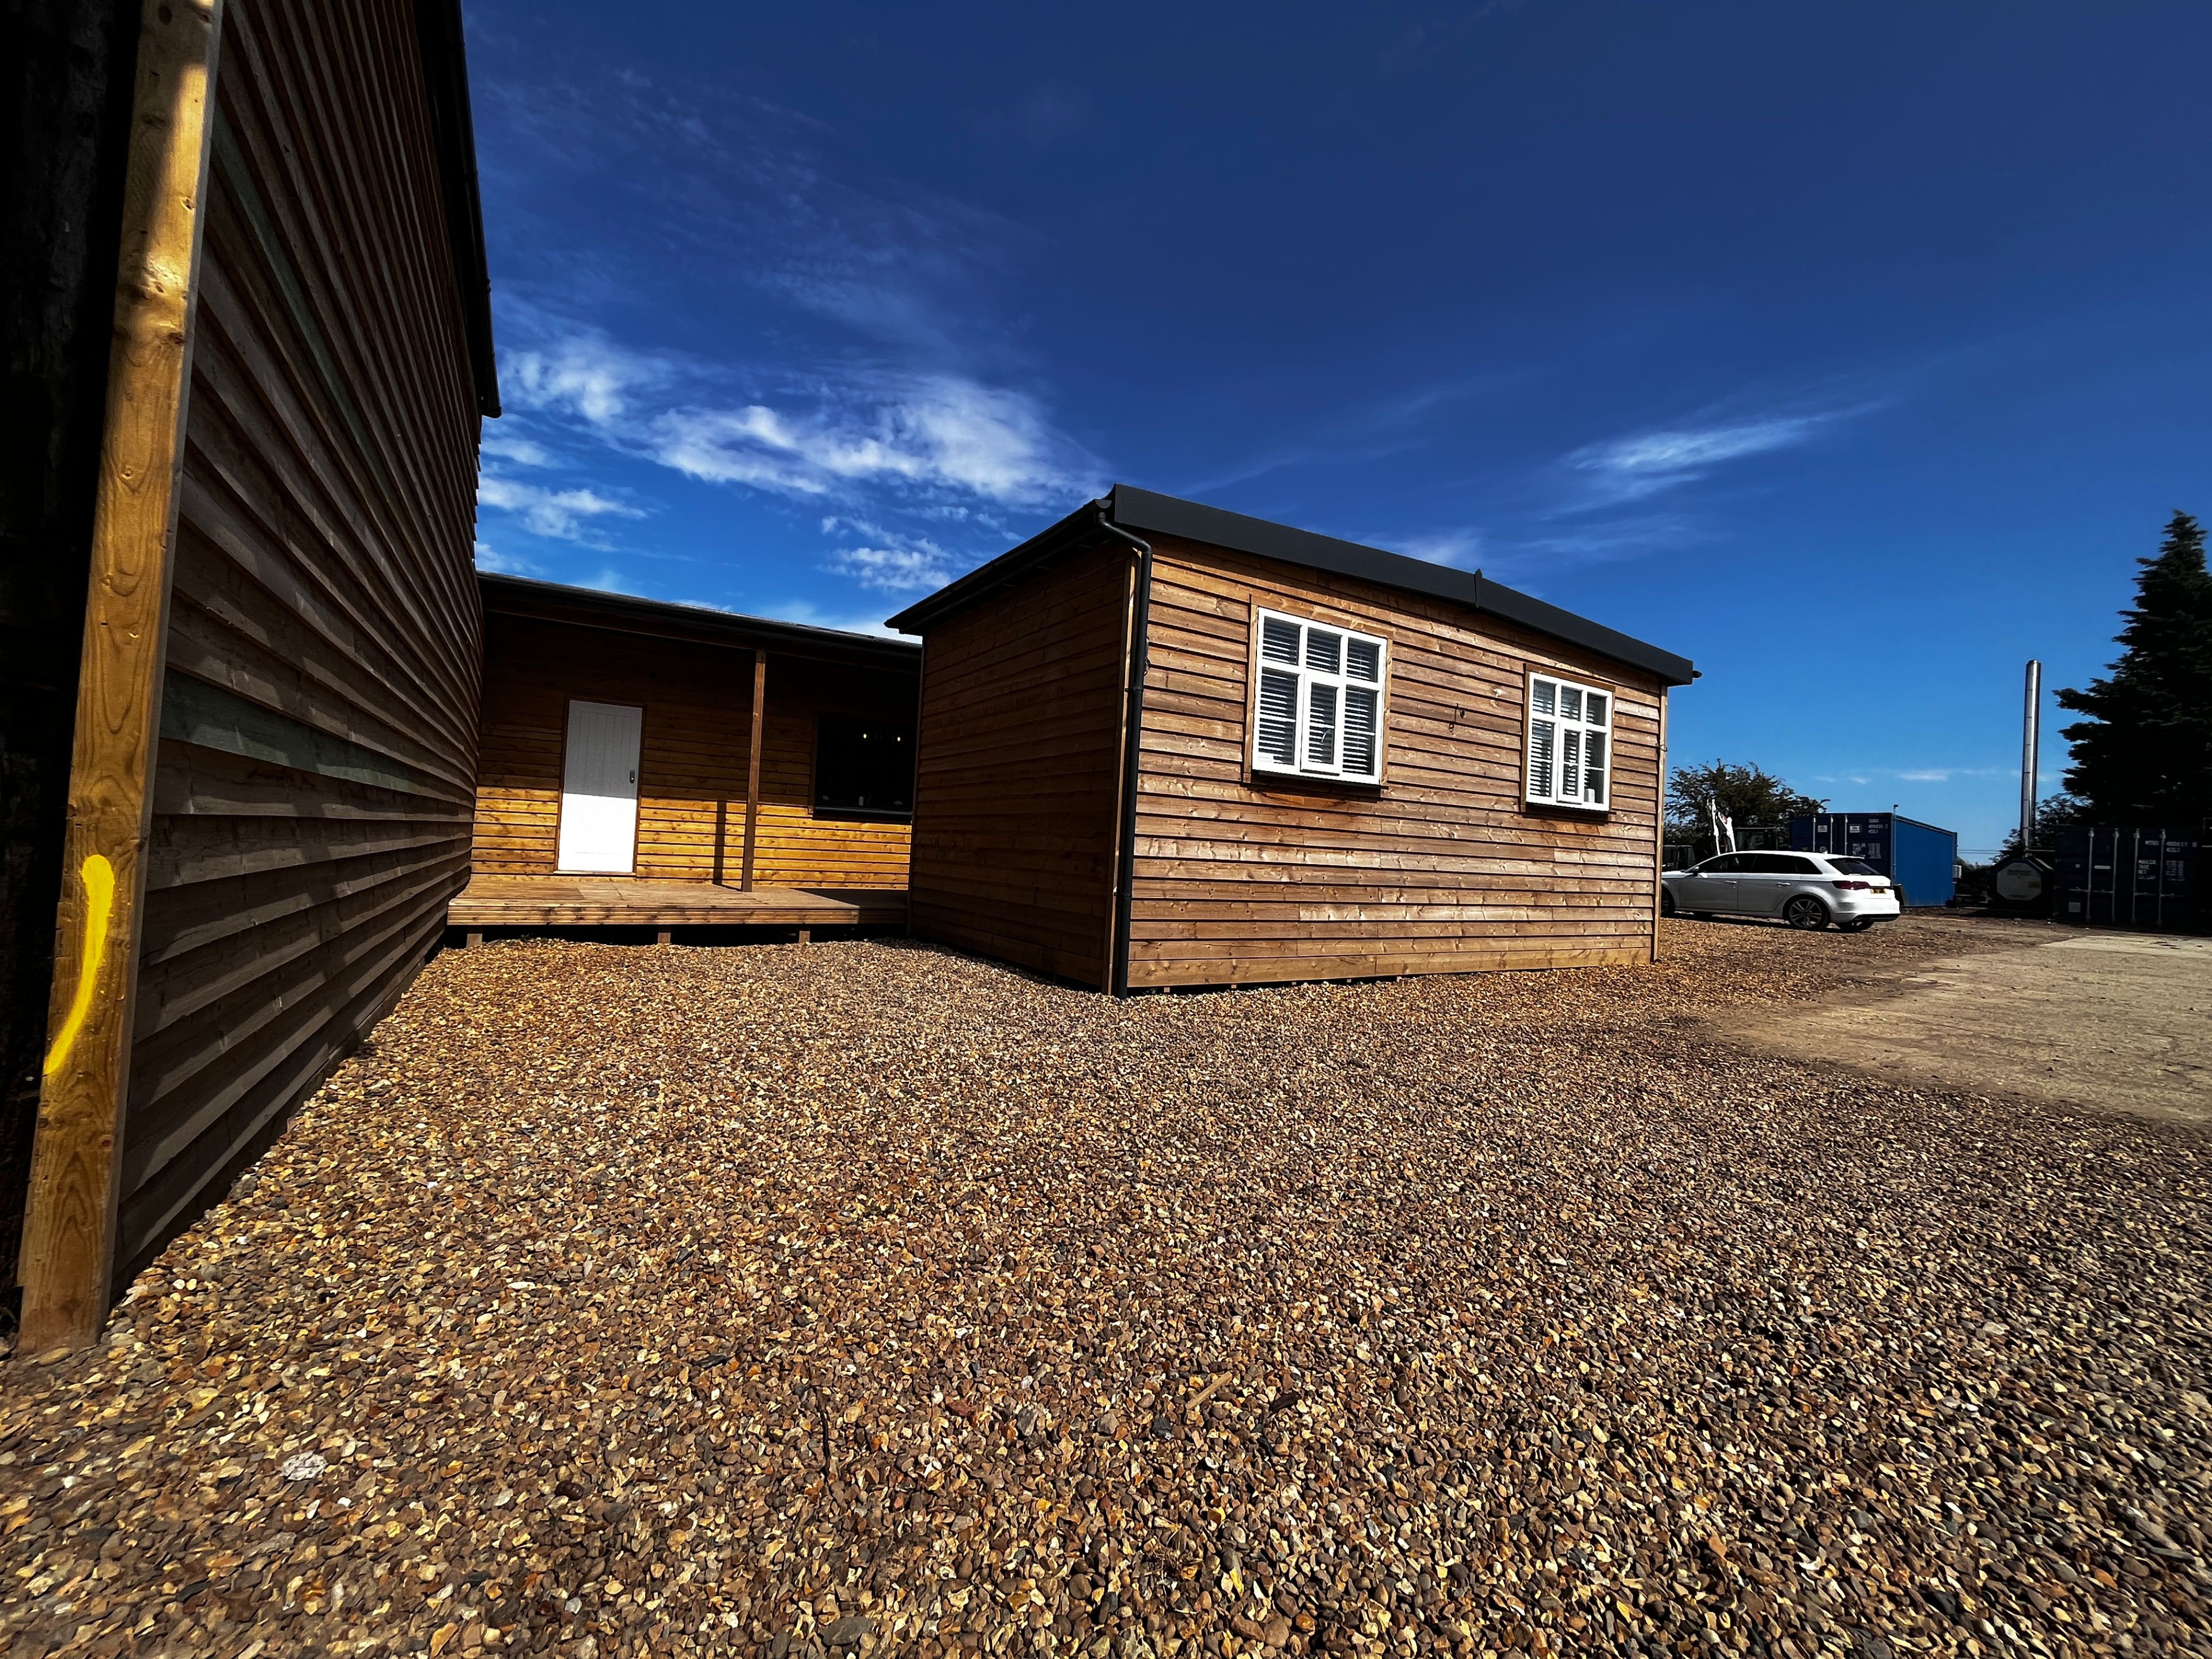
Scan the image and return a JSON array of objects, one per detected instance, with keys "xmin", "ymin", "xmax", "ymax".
[{"xmin": 1788, "ymin": 812, "xmax": 1958, "ymax": 908}]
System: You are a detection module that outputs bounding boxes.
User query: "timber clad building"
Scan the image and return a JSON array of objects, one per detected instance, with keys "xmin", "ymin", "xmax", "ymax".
[
  {"xmin": 453, "ymin": 574, "xmax": 918, "ymax": 928},
  {"xmin": 2, "ymin": 0, "xmax": 497, "ymax": 1347},
  {"xmin": 889, "ymin": 487, "xmax": 1697, "ymax": 993},
  {"xmin": 3, "ymin": 2, "xmax": 1695, "ymax": 1352}
]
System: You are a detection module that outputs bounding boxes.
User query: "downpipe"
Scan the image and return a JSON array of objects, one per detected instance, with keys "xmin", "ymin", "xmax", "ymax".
[{"xmin": 1096, "ymin": 502, "xmax": 1153, "ymax": 996}]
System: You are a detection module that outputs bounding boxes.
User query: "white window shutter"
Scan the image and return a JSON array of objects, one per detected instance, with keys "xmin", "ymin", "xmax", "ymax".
[
  {"xmin": 1306, "ymin": 681, "xmax": 1339, "ymax": 768},
  {"xmin": 1256, "ymin": 668, "xmax": 1300, "ymax": 768},
  {"xmin": 1527, "ymin": 717, "xmax": 1555, "ymax": 800},
  {"xmin": 1343, "ymin": 685, "xmax": 1379, "ymax": 778}
]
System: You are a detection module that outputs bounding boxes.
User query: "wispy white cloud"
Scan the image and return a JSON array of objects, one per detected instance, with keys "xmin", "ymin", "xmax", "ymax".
[
  {"xmin": 483, "ymin": 69, "xmax": 1039, "ymax": 363},
  {"xmin": 476, "ymin": 475, "xmax": 646, "ymax": 542},
  {"xmin": 1563, "ymin": 390, "xmax": 1889, "ymax": 512},
  {"xmin": 1888, "ymin": 765, "xmax": 2013, "ymax": 783},
  {"xmin": 654, "ymin": 376, "xmax": 1096, "ymax": 506},
  {"xmin": 498, "ymin": 312, "xmax": 1100, "ymax": 514},
  {"xmin": 1812, "ymin": 765, "xmax": 2012, "ymax": 785},
  {"xmin": 827, "ymin": 541, "xmax": 959, "ymax": 593},
  {"xmin": 471, "ymin": 540, "xmax": 544, "ymax": 577},
  {"xmin": 1389, "ymin": 528, "xmax": 1483, "ymax": 569},
  {"xmin": 504, "ymin": 329, "xmax": 675, "ymax": 426},
  {"xmin": 1566, "ymin": 414, "xmax": 1836, "ymax": 505},
  {"xmin": 481, "ymin": 431, "xmax": 556, "ymax": 468},
  {"xmin": 1475, "ymin": 513, "xmax": 1703, "ymax": 581}
]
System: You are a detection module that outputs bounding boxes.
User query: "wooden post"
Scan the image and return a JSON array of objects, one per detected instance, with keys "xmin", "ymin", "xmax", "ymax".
[
  {"xmin": 739, "ymin": 648, "xmax": 766, "ymax": 891},
  {"xmin": 1651, "ymin": 686, "xmax": 1670, "ymax": 963},
  {"xmin": 464, "ymin": 931, "xmax": 484, "ymax": 950},
  {"xmin": 19, "ymin": 0, "xmax": 225, "ymax": 1354}
]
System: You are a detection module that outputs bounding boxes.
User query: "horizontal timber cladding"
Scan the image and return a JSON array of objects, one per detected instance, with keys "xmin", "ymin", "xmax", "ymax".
[
  {"xmin": 472, "ymin": 612, "xmax": 915, "ymax": 888},
  {"xmin": 1123, "ymin": 537, "xmax": 1667, "ymax": 989},
  {"xmin": 119, "ymin": 0, "xmax": 488, "ymax": 1283},
  {"xmin": 907, "ymin": 541, "xmax": 1131, "ymax": 988}
]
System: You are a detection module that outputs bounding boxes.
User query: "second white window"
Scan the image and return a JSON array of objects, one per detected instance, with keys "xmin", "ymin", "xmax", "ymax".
[
  {"xmin": 1251, "ymin": 608, "xmax": 1388, "ymax": 785},
  {"xmin": 1525, "ymin": 672, "xmax": 1611, "ymax": 810}
]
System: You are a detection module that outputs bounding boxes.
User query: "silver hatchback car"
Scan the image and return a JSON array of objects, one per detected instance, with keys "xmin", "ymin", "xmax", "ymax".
[{"xmin": 1662, "ymin": 851, "xmax": 1903, "ymax": 931}]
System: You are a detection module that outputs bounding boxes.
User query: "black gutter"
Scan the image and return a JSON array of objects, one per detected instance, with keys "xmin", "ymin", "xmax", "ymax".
[
  {"xmin": 412, "ymin": 0, "xmax": 499, "ymax": 417},
  {"xmin": 1093, "ymin": 506, "xmax": 1154, "ymax": 997}
]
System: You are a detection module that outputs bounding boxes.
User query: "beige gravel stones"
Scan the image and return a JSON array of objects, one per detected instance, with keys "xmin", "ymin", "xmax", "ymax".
[{"xmin": 3, "ymin": 919, "xmax": 2207, "ymax": 1659}]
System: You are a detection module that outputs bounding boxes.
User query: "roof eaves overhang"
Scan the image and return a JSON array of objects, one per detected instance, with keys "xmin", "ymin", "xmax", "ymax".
[
  {"xmin": 1109, "ymin": 486, "xmax": 1697, "ymax": 685},
  {"xmin": 884, "ymin": 502, "xmax": 1105, "ymax": 634},
  {"xmin": 480, "ymin": 573, "xmax": 922, "ymax": 671},
  {"xmin": 887, "ymin": 484, "xmax": 1697, "ymax": 687},
  {"xmin": 412, "ymin": 0, "xmax": 500, "ymax": 418}
]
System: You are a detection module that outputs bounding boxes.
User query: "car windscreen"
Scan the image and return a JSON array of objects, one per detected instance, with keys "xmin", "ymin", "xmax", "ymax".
[{"xmin": 1826, "ymin": 858, "xmax": 1882, "ymax": 876}]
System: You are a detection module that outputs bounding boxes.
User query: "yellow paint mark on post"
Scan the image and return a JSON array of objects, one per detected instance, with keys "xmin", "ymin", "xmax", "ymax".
[{"xmin": 44, "ymin": 854, "xmax": 116, "ymax": 1077}]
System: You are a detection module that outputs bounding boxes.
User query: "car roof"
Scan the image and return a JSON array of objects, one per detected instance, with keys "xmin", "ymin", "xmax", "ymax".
[{"xmin": 1695, "ymin": 850, "xmax": 1840, "ymax": 859}]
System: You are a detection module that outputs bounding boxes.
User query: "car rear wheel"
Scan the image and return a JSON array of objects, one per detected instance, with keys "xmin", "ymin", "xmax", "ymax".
[
  {"xmin": 1661, "ymin": 888, "xmax": 1678, "ymax": 916},
  {"xmin": 1783, "ymin": 895, "xmax": 1831, "ymax": 930}
]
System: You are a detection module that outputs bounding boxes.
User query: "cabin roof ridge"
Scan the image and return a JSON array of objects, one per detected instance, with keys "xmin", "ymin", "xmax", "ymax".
[{"xmin": 885, "ymin": 484, "xmax": 1696, "ymax": 685}]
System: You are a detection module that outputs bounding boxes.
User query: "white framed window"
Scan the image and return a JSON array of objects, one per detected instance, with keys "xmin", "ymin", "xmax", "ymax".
[
  {"xmin": 1524, "ymin": 673, "xmax": 1611, "ymax": 810},
  {"xmin": 1251, "ymin": 607, "xmax": 1388, "ymax": 785}
]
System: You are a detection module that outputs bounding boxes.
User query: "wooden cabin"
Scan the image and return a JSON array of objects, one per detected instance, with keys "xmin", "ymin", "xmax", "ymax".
[
  {"xmin": 450, "ymin": 575, "xmax": 918, "ymax": 937},
  {"xmin": 2, "ymin": 0, "xmax": 497, "ymax": 1347},
  {"xmin": 887, "ymin": 486, "xmax": 1698, "ymax": 993}
]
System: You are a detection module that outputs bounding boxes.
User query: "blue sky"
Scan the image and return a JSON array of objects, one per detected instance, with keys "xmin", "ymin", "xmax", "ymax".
[{"xmin": 462, "ymin": 2, "xmax": 2210, "ymax": 856}]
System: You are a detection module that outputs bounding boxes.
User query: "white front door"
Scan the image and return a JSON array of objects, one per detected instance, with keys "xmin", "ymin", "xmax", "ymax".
[{"xmin": 556, "ymin": 699, "xmax": 643, "ymax": 873}]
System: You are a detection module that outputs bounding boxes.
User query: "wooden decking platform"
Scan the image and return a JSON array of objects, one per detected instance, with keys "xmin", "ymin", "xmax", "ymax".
[{"xmin": 447, "ymin": 874, "xmax": 908, "ymax": 931}]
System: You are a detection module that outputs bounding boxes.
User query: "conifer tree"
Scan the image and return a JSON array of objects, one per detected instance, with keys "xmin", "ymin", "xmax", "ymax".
[{"xmin": 2055, "ymin": 510, "xmax": 2212, "ymax": 824}]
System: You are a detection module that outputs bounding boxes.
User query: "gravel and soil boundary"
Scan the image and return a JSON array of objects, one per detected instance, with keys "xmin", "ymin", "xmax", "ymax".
[
  {"xmin": 1708, "ymin": 918, "xmax": 2212, "ymax": 1125},
  {"xmin": 3, "ymin": 918, "xmax": 2207, "ymax": 1659}
]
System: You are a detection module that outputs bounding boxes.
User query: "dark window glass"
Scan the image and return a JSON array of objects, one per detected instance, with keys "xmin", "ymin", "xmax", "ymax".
[
  {"xmin": 814, "ymin": 716, "xmax": 914, "ymax": 817},
  {"xmin": 1825, "ymin": 857, "xmax": 1881, "ymax": 876},
  {"xmin": 1702, "ymin": 854, "xmax": 1751, "ymax": 873}
]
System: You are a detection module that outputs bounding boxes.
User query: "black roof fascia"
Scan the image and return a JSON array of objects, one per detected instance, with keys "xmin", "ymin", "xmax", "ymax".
[
  {"xmin": 890, "ymin": 485, "xmax": 1695, "ymax": 685},
  {"xmin": 1108, "ymin": 486, "xmax": 1695, "ymax": 685},
  {"xmin": 412, "ymin": 0, "xmax": 499, "ymax": 418},
  {"xmin": 883, "ymin": 502, "xmax": 1105, "ymax": 634},
  {"xmin": 480, "ymin": 573, "xmax": 919, "ymax": 671},
  {"xmin": 1465, "ymin": 574, "xmax": 1696, "ymax": 688}
]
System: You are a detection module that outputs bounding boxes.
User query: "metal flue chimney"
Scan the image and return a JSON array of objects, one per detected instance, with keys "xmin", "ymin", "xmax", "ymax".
[{"xmin": 2020, "ymin": 659, "xmax": 2041, "ymax": 852}]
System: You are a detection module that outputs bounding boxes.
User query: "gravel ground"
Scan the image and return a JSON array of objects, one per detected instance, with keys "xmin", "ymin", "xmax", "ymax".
[{"xmin": 4, "ymin": 918, "xmax": 2209, "ymax": 1659}]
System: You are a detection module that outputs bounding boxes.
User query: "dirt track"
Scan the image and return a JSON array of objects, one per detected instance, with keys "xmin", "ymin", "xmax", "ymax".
[{"xmin": 1711, "ymin": 915, "xmax": 2212, "ymax": 1124}]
